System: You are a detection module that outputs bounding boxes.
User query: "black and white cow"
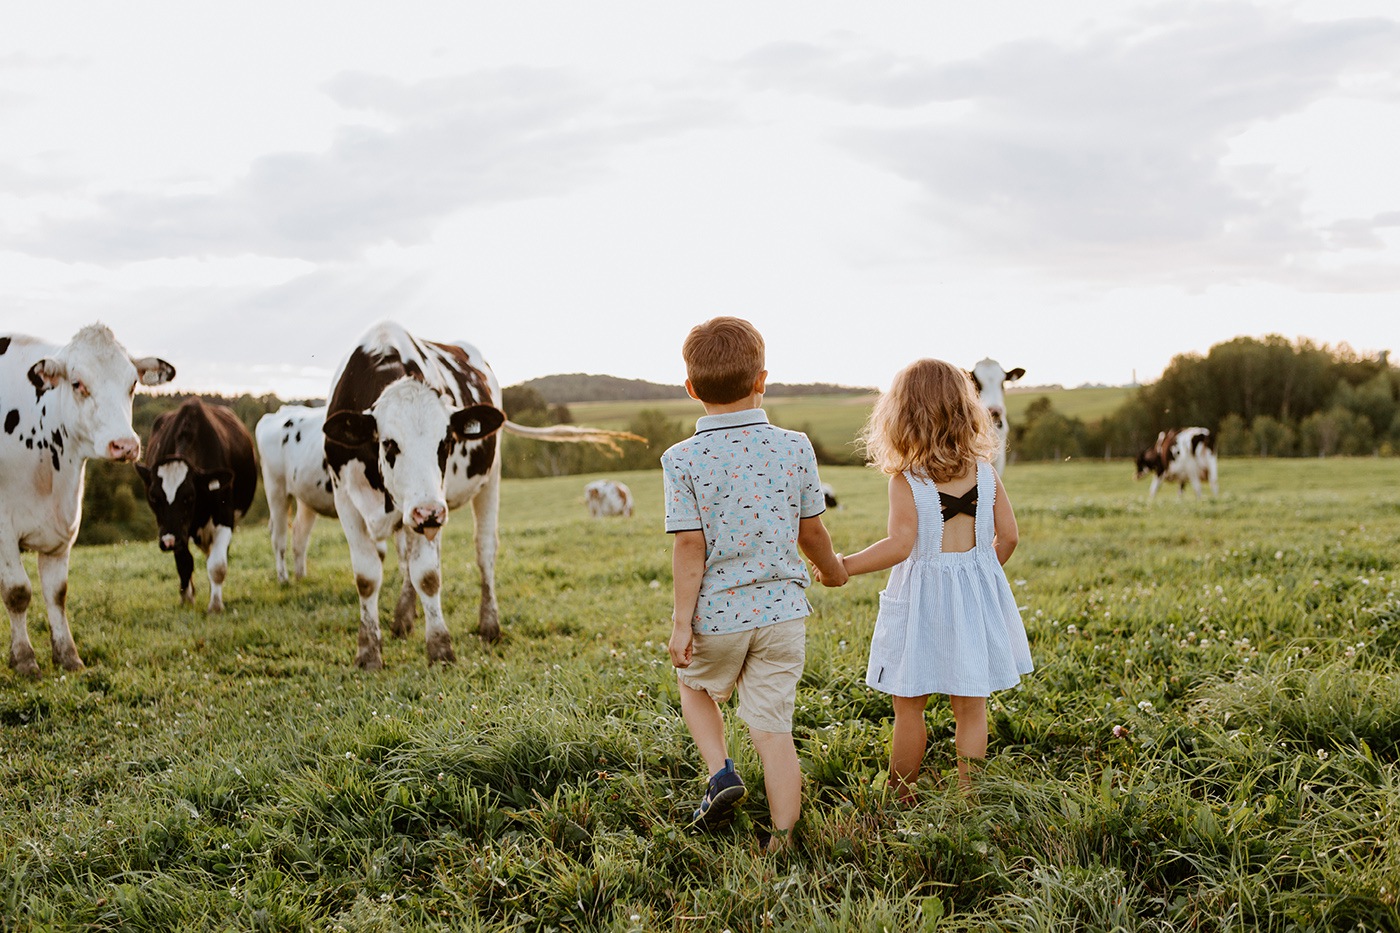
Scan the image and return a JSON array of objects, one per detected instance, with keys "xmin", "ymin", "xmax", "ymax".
[
  {"xmin": 969, "ymin": 358, "xmax": 1025, "ymax": 475},
  {"xmin": 256, "ymin": 405, "xmax": 339, "ymax": 583},
  {"xmin": 1135, "ymin": 427, "xmax": 1219, "ymax": 499},
  {"xmin": 1, "ymin": 325, "xmax": 174, "ymax": 676},
  {"xmin": 136, "ymin": 398, "xmax": 258, "ymax": 612},
  {"xmin": 322, "ymin": 322, "xmax": 640, "ymax": 669}
]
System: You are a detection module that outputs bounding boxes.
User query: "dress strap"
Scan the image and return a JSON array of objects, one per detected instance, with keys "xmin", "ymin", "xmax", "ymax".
[
  {"xmin": 974, "ymin": 461, "xmax": 997, "ymax": 549},
  {"xmin": 904, "ymin": 470, "xmax": 945, "ymax": 555}
]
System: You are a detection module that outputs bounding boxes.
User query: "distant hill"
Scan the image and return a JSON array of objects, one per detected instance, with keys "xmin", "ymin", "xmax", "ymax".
[{"xmin": 518, "ymin": 373, "xmax": 874, "ymax": 404}]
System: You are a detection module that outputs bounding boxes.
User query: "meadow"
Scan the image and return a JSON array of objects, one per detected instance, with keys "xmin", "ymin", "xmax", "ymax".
[{"xmin": 3, "ymin": 456, "xmax": 1399, "ymax": 931}]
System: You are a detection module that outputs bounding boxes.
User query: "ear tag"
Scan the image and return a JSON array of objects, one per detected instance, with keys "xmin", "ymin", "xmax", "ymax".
[{"xmin": 208, "ymin": 479, "xmax": 221, "ymax": 491}]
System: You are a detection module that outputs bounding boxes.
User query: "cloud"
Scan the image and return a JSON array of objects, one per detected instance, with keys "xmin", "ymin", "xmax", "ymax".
[
  {"xmin": 739, "ymin": 2, "xmax": 1400, "ymax": 290},
  {"xmin": 9, "ymin": 66, "xmax": 728, "ymax": 264}
]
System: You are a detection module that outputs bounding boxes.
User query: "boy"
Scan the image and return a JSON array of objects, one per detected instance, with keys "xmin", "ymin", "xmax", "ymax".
[{"xmin": 662, "ymin": 316, "xmax": 847, "ymax": 852}]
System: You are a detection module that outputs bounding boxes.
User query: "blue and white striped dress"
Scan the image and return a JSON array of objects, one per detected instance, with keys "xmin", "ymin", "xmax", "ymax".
[{"xmin": 865, "ymin": 461, "xmax": 1033, "ymax": 698}]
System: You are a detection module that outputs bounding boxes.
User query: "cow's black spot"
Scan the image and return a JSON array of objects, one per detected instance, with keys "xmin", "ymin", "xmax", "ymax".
[
  {"xmin": 0, "ymin": 337, "xmax": 10, "ymax": 355},
  {"xmin": 323, "ymin": 480, "xmax": 333, "ymax": 494},
  {"xmin": 295, "ymin": 431, "xmax": 301, "ymax": 443},
  {"xmin": 284, "ymin": 419, "xmax": 294, "ymax": 429},
  {"xmin": 466, "ymin": 435, "xmax": 496, "ymax": 479},
  {"xmin": 25, "ymin": 438, "xmax": 32, "ymax": 449},
  {"xmin": 383, "ymin": 439, "xmax": 399, "ymax": 469},
  {"xmin": 3, "ymin": 410, "xmax": 17, "ymax": 434},
  {"xmin": 282, "ymin": 435, "xmax": 289, "ymax": 445},
  {"xmin": 50, "ymin": 429, "xmax": 62, "ymax": 452},
  {"xmin": 50, "ymin": 447, "xmax": 60, "ymax": 471}
]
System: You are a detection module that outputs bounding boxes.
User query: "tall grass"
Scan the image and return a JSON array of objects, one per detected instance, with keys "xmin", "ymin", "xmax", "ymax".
[{"xmin": 3, "ymin": 457, "xmax": 1399, "ymax": 931}]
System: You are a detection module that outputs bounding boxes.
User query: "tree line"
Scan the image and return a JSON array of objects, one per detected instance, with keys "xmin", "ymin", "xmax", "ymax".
[{"xmin": 1011, "ymin": 335, "xmax": 1399, "ymax": 462}]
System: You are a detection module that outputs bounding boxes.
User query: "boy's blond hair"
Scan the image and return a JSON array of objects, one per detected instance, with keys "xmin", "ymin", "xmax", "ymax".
[
  {"xmin": 860, "ymin": 358, "xmax": 999, "ymax": 483},
  {"xmin": 682, "ymin": 317, "xmax": 766, "ymax": 405}
]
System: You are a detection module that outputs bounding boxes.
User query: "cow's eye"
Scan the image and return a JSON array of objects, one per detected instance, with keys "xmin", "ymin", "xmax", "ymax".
[{"xmin": 72, "ymin": 380, "xmax": 89, "ymax": 398}]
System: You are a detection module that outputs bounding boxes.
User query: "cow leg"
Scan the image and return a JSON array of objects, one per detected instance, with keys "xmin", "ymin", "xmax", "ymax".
[
  {"xmin": 391, "ymin": 529, "xmax": 417, "ymax": 638},
  {"xmin": 206, "ymin": 525, "xmax": 233, "ymax": 613},
  {"xmin": 1208, "ymin": 460, "xmax": 1219, "ymax": 496},
  {"xmin": 340, "ymin": 508, "xmax": 386, "ymax": 670},
  {"xmin": 403, "ymin": 532, "xmax": 454, "ymax": 664},
  {"xmin": 1189, "ymin": 473, "xmax": 1203, "ymax": 499},
  {"xmin": 174, "ymin": 543, "xmax": 197, "ymax": 605},
  {"xmin": 471, "ymin": 465, "xmax": 502, "ymax": 642},
  {"xmin": 266, "ymin": 483, "xmax": 291, "ymax": 584},
  {"xmin": 2, "ymin": 545, "xmax": 38, "ymax": 678},
  {"xmin": 1148, "ymin": 476, "xmax": 1162, "ymax": 499},
  {"xmin": 290, "ymin": 500, "xmax": 317, "ymax": 581},
  {"xmin": 37, "ymin": 549, "xmax": 83, "ymax": 672}
]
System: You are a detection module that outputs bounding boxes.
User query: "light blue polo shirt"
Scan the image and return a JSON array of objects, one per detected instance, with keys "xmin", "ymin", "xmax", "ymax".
[{"xmin": 662, "ymin": 408, "xmax": 827, "ymax": 635}]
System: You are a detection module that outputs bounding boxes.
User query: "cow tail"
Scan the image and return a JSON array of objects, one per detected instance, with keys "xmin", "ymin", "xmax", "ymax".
[{"xmin": 502, "ymin": 421, "xmax": 646, "ymax": 455}]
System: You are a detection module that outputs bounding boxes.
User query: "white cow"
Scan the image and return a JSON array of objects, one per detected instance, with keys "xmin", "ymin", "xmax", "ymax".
[
  {"xmin": 0, "ymin": 325, "xmax": 174, "ymax": 677},
  {"xmin": 969, "ymin": 358, "xmax": 1025, "ymax": 475},
  {"xmin": 584, "ymin": 480, "xmax": 634, "ymax": 518},
  {"xmin": 1136, "ymin": 427, "xmax": 1219, "ymax": 499},
  {"xmin": 256, "ymin": 405, "xmax": 339, "ymax": 583},
  {"xmin": 321, "ymin": 322, "xmax": 642, "ymax": 669}
]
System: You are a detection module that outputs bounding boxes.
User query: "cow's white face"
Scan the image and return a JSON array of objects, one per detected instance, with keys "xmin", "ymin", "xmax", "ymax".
[
  {"xmin": 27, "ymin": 324, "xmax": 175, "ymax": 462},
  {"xmin": 969, "ymin": 358, "xmax": 1025, "ymax": 433},
  {"xmin": 323, "ymin": 377, "xmax": 504, "ymax": 540}
]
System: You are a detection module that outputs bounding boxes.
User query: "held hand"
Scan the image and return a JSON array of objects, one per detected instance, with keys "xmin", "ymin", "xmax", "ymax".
[
  {"xmin": 819, "ymin": 554, "xmax": 849, "ymax": 587},
  {"xmin": 668, "ymin": 622, "xmax": 694, "ymax": 669}
]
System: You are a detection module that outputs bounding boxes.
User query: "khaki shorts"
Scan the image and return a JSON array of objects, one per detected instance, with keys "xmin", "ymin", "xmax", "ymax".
[{"xmin": 677, "ymin": 617, "xmax": 806, "ymax": 733}]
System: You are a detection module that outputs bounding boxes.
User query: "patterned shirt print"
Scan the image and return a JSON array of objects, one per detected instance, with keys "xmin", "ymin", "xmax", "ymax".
[{"xmin": 662, "ymin": 408, "xmax": 827, "ymax": 635}]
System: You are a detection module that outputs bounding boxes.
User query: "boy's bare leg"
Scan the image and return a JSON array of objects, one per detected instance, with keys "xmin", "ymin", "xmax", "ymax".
[
  {"xmin": 679, "ymin": 680, "xmax": 731, "ymax": 776},
  {"xmin": 890, "ymin": 694, "xmax": 932, "ymax": 800},
  {"xmin": 950, "ymin": 694, "xmax": 988, "ymax": 790},
  {"xmin": 750, "ymin": 728, "xmax": 801, "ymax": 847}
]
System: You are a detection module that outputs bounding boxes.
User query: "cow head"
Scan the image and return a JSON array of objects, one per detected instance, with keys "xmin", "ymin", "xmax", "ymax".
[
  {"xmin": 1134, "ymin": 447, "xmax": 1164, "ymax": 479},
  {"xmin": 968, "ymin": 358, "xmax": 1025, "ymax": 432},
  {"xmin": 322, "ymin": 377, "xmax": 504, "ymax": 540},
  {"xmin": 135, "ymin": 459, "xmax": 233, "ymax": 549},
  {"xmin": 27, "ymin": 324, "xmax": 175, "ymax": 462}
]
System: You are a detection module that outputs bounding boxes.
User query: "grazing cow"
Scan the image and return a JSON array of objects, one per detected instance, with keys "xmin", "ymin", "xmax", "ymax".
[
  {"xmin": 322, "ymin": 322, "xmax": 642, "ymax": 669},
  {"xmin": 256, "ymin": 405, "xmax": 339, "ymax": 583},
  {"xmin": 135, "ymin": 398, "xmax": 257, "ymax": 612},
  {"xmin": 969, "ymin": 358, "xmax": 1025, "ymax": 475},
  {"xmin": 584, "ymin": 479, "xmax": 634, "ymax": 518},
  {"xmin": 821, "ymin": 483, "xmax": 839, "ymax": 509},
  {"xmin": 0, "ymin": 324, "xmax": 174, "ymax": 676},
  {"xmin": 1135, "ymin": 427, "xmax": 1219, "ymax": 499}
]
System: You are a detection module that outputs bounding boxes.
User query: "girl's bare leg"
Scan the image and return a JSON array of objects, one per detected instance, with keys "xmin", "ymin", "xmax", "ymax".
[{"xmin": 890, "ymin": 694, "xmax": 931, "ymax": 801}]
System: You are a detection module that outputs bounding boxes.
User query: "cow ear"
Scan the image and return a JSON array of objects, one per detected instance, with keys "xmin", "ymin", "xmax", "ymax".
[
  {"xmin": 199, "ymin": 468, "xmax": 235, "ymax": 492},
  {"xmin": 27, "ymin": 358, "xmax": 66, "ymax": 392},
  {"xmin": 1005, "ymin": 367, "xmax": 1026, "ymax": 382},
  {"xmin": 135, "ymin": 463, "xmax": 152, "ymax": 486},
  {"xmin": 133, "ymin": 357, "xmax": 176, "ymax": 387},
  {"xmin": 450, "ymin": 405, "xmax": 505, "ymax": 441},
  {"xmin": 966, "ymin": 371, "xmax": 982, "ymax": 392},
  {"xmin": 323, "ymin": 411, "xmax": 377, "ymax": 448}
]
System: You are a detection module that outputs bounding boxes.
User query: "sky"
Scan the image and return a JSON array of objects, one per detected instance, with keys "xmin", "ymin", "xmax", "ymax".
[{"xmin": 2, "ymin": 0, "xmax": 1398, "ymax": 399}]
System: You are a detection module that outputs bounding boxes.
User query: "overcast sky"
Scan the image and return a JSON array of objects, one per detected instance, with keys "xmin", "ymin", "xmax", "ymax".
[{"xmin": 3, "ymin": 1, "xmax": 1398, "ymax": 398}]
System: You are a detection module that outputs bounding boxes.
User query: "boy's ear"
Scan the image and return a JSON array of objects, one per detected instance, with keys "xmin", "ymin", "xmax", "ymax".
[
  {"xmin": 753, "ymin": 370, "xmax": 768, "ymax": 395},
  {"xmin": 684, "ymin": 378, "xmax": 700, "ymax": 401}
]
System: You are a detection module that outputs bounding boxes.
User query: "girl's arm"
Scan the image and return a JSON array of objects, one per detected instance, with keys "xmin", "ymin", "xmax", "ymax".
[
  {"xmin": 992, "ymin": 470, "xmax": 1019, "ymax": 566},
  {"xmin": 841, "ymin": 472, "xmax": 918, "ymax": 576}
]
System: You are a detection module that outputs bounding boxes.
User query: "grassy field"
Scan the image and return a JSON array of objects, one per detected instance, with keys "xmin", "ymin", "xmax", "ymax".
[
  {"xmin": 570, "ymin": 385, "xmax": 1134, "ymax": 458},
  {"xmin": 3, "ymin": 456, "xmax": 1399, "ymax": 931}
]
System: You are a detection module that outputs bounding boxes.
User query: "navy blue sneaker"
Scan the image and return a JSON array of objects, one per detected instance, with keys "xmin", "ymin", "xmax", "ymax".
[{"xmin": 692, "ymin": 758, "xmax": 746, "ymax": 829}]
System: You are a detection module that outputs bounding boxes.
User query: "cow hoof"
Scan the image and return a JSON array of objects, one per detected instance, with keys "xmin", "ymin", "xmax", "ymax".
[
  {"xmin": 355, "ymin": 648, "xmax": 384, "ymax": 670},
  {"xmin": 53, "ymin": 644, "xmax": 85, "ymax": 672},
  {"xmin": 208, "ymin": 598, "xmax": 224, "ymax": 614},
  {"xmin": 9, "ymin": 646, "xmax": 40, "ymax": 679},
  {"xmin": 427, "ymin": 632, "xmax": 456, "ymax": 664},
  {"xmin": 477, "ymin": 621, "xmax": 501, "ymax": 644},
  {"xmin": 181, "ymin": 587, "xmax": 196, "ymax": 606},
  {"xmin": 391, "ymin": 602, "xmax": 416, "ymax": 638}
]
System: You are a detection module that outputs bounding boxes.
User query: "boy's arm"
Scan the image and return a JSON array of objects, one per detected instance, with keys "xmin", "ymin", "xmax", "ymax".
[
  {"xmin": 992, "ymin": 471, "xmax": 1019, "ymax": 566},
  {"xmin": 669, "ymin": 530, "xmax": 706, "ymax": 668},
  {"xmin": 841, "ymin": 472, "xmax": 918, "ymax": 576},
  {"xmin": 799, "ymin": 516, "xmax": 848, "ymax": 587}
]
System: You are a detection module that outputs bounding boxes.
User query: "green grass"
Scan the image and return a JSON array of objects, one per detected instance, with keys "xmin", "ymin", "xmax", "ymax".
[
  {"xmin": 4, "ymin": 457, "xmax": 1400, "ymax": 931},
  {"xmin": 571, "ymin": 385, "xmax": 1132, "ymax": 463}
]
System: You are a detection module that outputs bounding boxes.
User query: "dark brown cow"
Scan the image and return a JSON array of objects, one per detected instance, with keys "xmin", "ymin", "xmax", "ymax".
[{"xmin": 136, "ymin": 399, "xmax": 257, "ymax": 611}]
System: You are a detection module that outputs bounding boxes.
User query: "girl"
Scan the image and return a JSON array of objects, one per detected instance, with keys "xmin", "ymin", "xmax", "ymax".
[{"xmin": 835, "ymin": 358, "xmax": 1033, "ymax": 797}]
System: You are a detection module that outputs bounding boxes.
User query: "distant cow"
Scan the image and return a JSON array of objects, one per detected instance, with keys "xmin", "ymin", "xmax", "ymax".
[
  {"xmin": 585, "ymin": 480, "xmax": 634, "ymax": 518},
  {"xmin": 969, "ymin": 358, "xmax": 1025, "ymax": 475},
  {"xmin": 136, "ymin": 399, "xmax": 257, "ymax": 612},
  {"xmin": 1136, "ymin": 427, "xmax": 1219, "ymax": 499},
  {"xmin": 1, "ymin": 324, "xmax": 174, "ymax": 676},
  {"xmin": 256, "ymin": 405, "xmax": 338, "ymax": 583},
  {"xmin": 821, "ymin": 483, "xmax": 839, "ymax": 509},
  {"xmin": 322, "ymin": 322, "xmax": 642, "ymax": 669}
]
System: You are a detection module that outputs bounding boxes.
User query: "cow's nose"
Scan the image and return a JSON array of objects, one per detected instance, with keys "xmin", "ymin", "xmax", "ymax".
[
  {"xmin": 410, "ymin": 504, "xmax": 448, "ymax": 540},
  {"xmin": 108, "ymin": 437, "xmax": 140, "ymax": 462},
  {"xmin": 159, "ymin": 534, "xmax": 176, "ymax": 550}
]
